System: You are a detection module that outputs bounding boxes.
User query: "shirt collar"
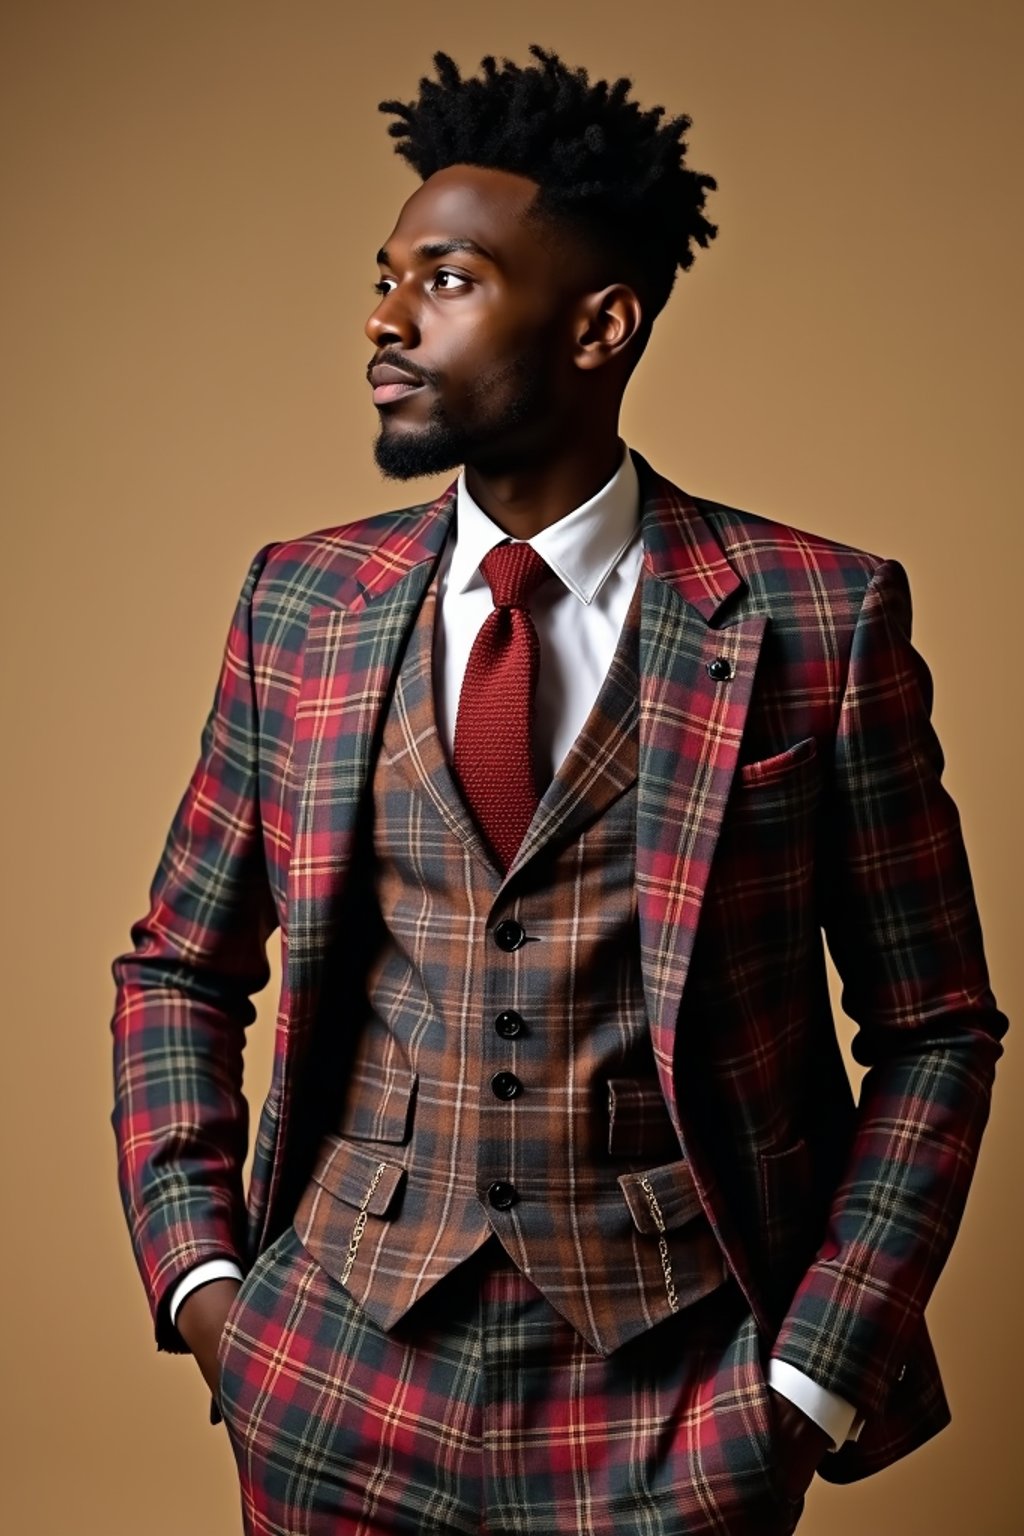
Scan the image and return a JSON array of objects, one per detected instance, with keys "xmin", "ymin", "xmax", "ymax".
[{"xmin": 448, "ymin": 442, "xmax": 640, "ymax": 605}]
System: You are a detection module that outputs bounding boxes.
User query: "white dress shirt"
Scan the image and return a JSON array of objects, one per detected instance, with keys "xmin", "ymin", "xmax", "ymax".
[
  {"xmin": 433, "ymin": 442, "xmax": 644, "ymax": 780},
  {"xmin": 172, "ymin": 441, "xmax": 858, "ymax": 1449}
]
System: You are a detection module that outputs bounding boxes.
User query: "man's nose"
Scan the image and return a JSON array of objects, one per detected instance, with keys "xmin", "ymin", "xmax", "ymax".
[{"xmin": 365, "ymin": 288, "xmax": 419, "ymax": 349}]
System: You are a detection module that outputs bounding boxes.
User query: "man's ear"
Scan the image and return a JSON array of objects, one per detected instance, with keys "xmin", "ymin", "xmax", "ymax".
[{"xmin": 573, "ymin": 284, "xmax": 645, "ymax": 371}]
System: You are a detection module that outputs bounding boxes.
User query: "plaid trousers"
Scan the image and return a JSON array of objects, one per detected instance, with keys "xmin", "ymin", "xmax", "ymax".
[{"xmin": 216, "ymin": 1227, "xmax": 805, "ymax": 1536}]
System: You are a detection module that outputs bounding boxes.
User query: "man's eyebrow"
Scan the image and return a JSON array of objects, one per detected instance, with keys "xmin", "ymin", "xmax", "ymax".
[{"xmin": 375, "ymin": 239, "xmax": 497, "ymax": 267}]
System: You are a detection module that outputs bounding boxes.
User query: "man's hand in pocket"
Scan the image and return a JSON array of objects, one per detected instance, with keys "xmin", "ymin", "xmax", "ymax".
[
  {"xmin": 177, "ymin": 1279, "xmax": 242, "ymax": 1399},
  {"xmin": 768, "ymin": 1387, "xmax": 834, "ymax": 1500}
]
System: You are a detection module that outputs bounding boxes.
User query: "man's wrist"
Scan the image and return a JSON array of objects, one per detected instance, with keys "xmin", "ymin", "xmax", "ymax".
[
  {"xmin": 169, "ymin": 1258, "xmax": 245, "ymax": 1328},
  {"xmin": 768, "ymin": 1358, "xmax": 859, "ymax": 1448}
]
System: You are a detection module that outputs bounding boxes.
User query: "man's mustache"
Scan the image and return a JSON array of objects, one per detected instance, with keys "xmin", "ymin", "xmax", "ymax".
[{"xmin": 366, "ymin": 353, "xmax": 438, "ymax": 387}]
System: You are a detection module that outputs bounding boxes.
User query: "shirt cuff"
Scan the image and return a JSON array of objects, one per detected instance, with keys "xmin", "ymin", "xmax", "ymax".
[
  {"xmin": 168, "ymin": 1259, "xmax": 244, "ymax": 1328},
  {"xmin": 768, "ymin": 1358, "xmax": 863, "ymax": 1448}
]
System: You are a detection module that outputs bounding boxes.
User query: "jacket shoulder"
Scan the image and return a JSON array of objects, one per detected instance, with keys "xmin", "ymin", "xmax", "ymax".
[
  {"xmin": 696, "ymin": 496, "xmax": 885, "ymax": 583},
  {"xmin": 692, "ymin": 496, "xmax": 892, "ymax": 618},
  {"xmin": 259, "ymin": 501, "xmax": 441, "ymax": 604}
]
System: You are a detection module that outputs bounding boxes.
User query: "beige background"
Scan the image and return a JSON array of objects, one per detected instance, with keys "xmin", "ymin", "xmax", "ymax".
[{"xmin": 1, "ymin": 2, "xmax": 1020, "ymax": 1531}]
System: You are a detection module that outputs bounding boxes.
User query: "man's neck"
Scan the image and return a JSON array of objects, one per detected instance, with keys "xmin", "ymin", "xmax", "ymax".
[{"xmin": 462, "ymin": 437, "xmax": 626, "ymax": 539}]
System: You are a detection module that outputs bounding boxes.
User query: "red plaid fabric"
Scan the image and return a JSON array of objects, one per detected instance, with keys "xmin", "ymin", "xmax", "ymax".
[
  {"xmin": 111, "ymin": 450, "xmax": 1006, "ymax": 1489},
  {"xmin": 216, "ymin": 1228, "xmax": 805, "ymax": 1535},
  {"xmin": 452, "ymin": 539, "xmax": 554, "ymax": 870}
]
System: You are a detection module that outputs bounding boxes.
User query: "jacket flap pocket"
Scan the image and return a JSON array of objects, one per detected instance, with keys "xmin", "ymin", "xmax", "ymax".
[
  {"xmin": 337, "ymin": 1061, "xmax": 418, "ymax": 1145},
  {"xmin": 311, "ymin": 1133, "xmax": 406, "ymax": 1217},
  {"xmin": 758, "ymin": 1137, "xmax": 810, "ymax": 1219},
  {"xmin": 607, "ymin": 1078, "xmax": 679, "ymax": 1158},
  {"xmin": 618, "ymin": 1156, "xmax": 704, "ymax": 1235}
]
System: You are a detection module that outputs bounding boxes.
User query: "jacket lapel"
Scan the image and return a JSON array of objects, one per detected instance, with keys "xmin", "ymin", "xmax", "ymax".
[
  {"xmin": 379, "ymin": 580, "xmax": 491, "ymax": 862},
  {"xmin": 285, "ymin": 484, "xmax": 456, "ymax": 1050},
  {"xmin": 632, "ymin": 455, "xmax": 767, "ymax": 1105}
]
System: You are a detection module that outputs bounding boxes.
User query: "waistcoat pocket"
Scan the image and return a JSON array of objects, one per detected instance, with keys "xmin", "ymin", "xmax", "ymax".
[
  {"xmin": 309, "ymin": 1133, "xmax": 407, "ymax": 1216},
  {"xmin": 618, "ymin": 1155, "xmax": 705, "ymax": 1234},
  {"xmin": 337, "ymin": 1062, "xmax": 418, "ymax": 1144},
  {"xmin": 293, "ymin": 1134, "xmax": 408, "ymax": 1297},
  {"xmin": 617, "ymin": 1155, "xmax": 730, "ymax": 1318},
  {"xmin": 607, "ymin": 1078, "xmax": 680, "ymax": 1160}
]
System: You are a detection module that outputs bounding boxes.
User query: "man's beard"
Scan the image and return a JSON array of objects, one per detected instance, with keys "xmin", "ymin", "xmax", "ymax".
[{"xmin": 373, "ymin": 352, "xmax": 548, "ymax": 481}]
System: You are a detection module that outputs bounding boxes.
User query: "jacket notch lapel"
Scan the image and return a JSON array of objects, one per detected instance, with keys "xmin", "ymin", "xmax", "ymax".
[
  {"xmin": 286, "ymin": 488, "xmax": 456, "ymax": 1046},
  {"xmin": 634, "ymin": 458, "xmax": 767, "ymax": 1095},
  {"xmin": 378, "ymin": 583, "xmax": 493, "ymax": 863},
  {"xmin": 632, "ymin": 450, "xmax": 744, "ymax": 622}
]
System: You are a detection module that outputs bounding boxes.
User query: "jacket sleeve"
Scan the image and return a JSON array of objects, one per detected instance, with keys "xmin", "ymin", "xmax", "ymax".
[
  {"xmin": 770, "ymin": 558, "xmax": 1007, "ymax": 1416},
  {"xmin": 111, "ymin": 544, "xmax": 280, "ymax": 1351}
]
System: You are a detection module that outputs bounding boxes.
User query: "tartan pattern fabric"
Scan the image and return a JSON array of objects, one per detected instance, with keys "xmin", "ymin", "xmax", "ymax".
[
  {"xmin": 291, "ymin": 571, "xmax": 729, "ymax": 1354},
  {"xmin": 111, "ymin": 450, "xmax": 1007, "ymax": 1488},
  {"xmin": 452, "ymin": 539, "xmax": 555, "ymax": 870},
  {"xmin": 216, "ymin": 1227, "xmax": 804, "ymax": 1535}
]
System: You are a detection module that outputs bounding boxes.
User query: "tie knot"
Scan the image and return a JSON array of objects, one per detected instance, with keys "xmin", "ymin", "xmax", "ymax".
[{"xmin": 480, "ymin": 541, "xmax": 552, "ymax": 609}]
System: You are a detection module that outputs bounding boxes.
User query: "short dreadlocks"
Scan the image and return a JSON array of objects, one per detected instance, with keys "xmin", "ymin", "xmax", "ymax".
[{"xmin": 378, "ymin": 45, "xmax": 717, "ymax": 342}]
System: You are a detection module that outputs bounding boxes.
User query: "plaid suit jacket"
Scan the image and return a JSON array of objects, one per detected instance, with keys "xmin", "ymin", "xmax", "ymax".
[{"xmin": 111, "ymin": 451, "xmax": 1006, "ymax": 1483}]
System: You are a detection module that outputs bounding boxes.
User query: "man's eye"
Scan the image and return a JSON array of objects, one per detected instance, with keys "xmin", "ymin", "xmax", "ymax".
[
  {"xmin": 372, "ymin": 278, "xmax": 396, "ymax": 296},
  {"xmin": 433, "ymin": 270, "xmax": 469, "ymax": 290}
]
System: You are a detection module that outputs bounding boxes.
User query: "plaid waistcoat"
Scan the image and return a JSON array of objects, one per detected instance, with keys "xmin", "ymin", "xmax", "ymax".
[{"xmin": 293, "ymin": 569, "xmax": 730, "ymax": 1355}]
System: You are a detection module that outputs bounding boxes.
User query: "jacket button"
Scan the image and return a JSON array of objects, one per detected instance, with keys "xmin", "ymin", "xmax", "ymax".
[
  {"xmin": 488, "ymin": 1180, "xmax": 518, "ymax": 1210},
  {"xmin": 707, "ymin": 656, "xmax": 733, "ymax": 681},
  {"xmin": 491, "ymin": 1071, "xmax": 522, "ymax": 1100},
  {"xmin": 494, "ymin": 919, "xmax": 526, "ymax": 952},
  {"xmin": 494, "ymin": 1009, "xmax": 524, "ymax": 1039}
]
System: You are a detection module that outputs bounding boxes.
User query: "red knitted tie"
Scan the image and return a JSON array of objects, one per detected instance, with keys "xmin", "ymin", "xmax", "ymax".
[{"xmin": 452, "ymin": 540, "xmax": 553, "ymax": 871}]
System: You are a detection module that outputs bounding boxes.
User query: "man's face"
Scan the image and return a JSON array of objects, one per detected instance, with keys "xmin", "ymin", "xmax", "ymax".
[{"xmin": 366, "ymin": 164, "xmax": 580, "ymax": 479}]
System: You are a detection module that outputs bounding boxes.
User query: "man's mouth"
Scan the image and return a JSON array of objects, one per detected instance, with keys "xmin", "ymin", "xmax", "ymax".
[
  {"xmin": 372, "ymin": 380, "xmax": 425, "ymax": 405},
  {"xmin": 369, "ymin": 361, "xmax": 428, "ymax": 406}
]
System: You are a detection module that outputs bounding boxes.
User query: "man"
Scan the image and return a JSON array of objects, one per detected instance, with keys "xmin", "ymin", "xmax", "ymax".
[{"xmin": 111, "ymin": 45, "xmax": 1006, "ymax": 1536}]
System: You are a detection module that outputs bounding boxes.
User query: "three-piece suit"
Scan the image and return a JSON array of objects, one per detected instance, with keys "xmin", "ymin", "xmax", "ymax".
[{"xmin": 112, "ymin": 450, "xmax": 1005, "ymax": 1534}]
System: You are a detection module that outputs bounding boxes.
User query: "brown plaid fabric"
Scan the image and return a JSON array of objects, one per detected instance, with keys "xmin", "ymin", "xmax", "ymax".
[
  {"xmin": 294, "ymin": 573, "xmax": 729, "ymax": 1355},
  {"xmin": 217, "ymin": 1227, "xmax": 805, "ymax": 1536}
]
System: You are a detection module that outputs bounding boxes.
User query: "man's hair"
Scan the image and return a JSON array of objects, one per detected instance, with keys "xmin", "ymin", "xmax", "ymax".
[{"xmin": 378, "ymin": 45, "xmax": 717, "ymax": 340}]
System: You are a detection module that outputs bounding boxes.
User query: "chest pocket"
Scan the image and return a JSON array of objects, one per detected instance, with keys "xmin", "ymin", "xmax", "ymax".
[
  {"xmin": 704, "ymin": 735, "xmax": 822, "ymax": 914},
  {"xmin": 736, "ymin": 734, "xmax": 819, "ymax": 789}
]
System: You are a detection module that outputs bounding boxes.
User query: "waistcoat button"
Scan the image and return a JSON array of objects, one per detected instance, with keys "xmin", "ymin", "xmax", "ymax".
[
  {"xmin": 494, "ymin": 919, "xmax": 526, "ymax": 952},
  {"xmin": 491, "ymin": 1071, "xmax": 522, "ymax": 1101},
  {"xmin": 488, "ymin": 1180, "xmax": 518, "ymax": 1210},
  {"xmin": 707, "ymin": 656, "xmax": 733, "ymax": 681},
  {"xmin": 494, "ymin": 1010, "xmax": 524, "ymax": 1039}
]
